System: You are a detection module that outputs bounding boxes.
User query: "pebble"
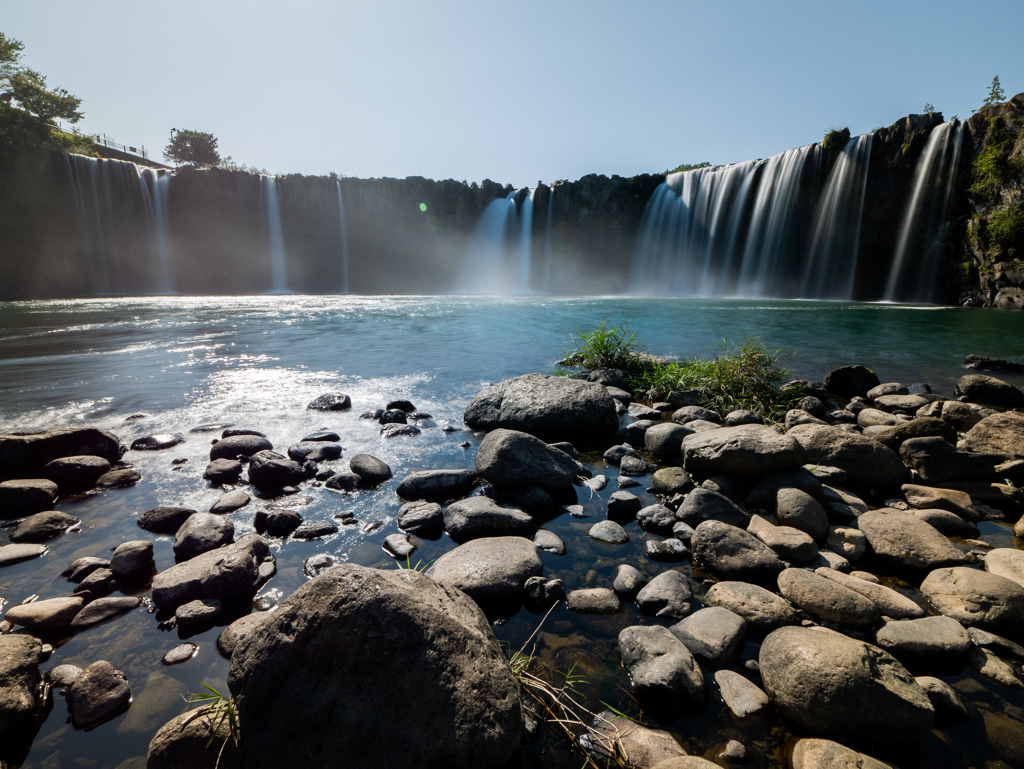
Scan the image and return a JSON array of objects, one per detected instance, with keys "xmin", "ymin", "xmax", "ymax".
[{"xmin": 162, "ymin": 643, "xmax": 199, "ymax": 665}]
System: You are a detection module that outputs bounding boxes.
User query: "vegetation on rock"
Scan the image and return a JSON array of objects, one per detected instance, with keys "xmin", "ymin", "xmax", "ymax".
[
  {"xmin": 165, "ymin": 128, "xmax": 222, "ymax": 167},
  {"xmin": 981, "ymin": 76, "xmax": 1006, "ymax": 110},
  {"xmin": 664, "ymin": 161, "xmax": 710, "ymax": 175},
  {"xmin": 822, "ymin": 127, "xmax": 850, "ymax": 152}
]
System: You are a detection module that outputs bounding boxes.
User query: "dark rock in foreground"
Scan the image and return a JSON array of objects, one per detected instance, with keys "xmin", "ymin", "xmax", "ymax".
[
  {"xmin": 0, "ymin": 427, "xmax": 123, "ymax": 480},
  {"xmin": 0, "ymin": 635, "xmax": 41, "ymax": 739},
  {"xmin": 227, "ymin": 564, "xmax": 522, "ymax": 769}
]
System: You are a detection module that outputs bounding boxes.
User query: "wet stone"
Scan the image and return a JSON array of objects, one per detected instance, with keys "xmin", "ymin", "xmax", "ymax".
[
  {"xmin": 383, "ymin": 534, "xmax": 416, "ymax": 558},
  {"xmin": 95, "ymin": 467, "xmax": 141, "ymax": 488},
  {"xmin": 288, "ymin": 441, "xmax": 342, "ymax": 462},
  {"xmin": 589, "ymin": 520, "xmax": 629, "ymax": 544},
  {"xmin": 533, "ymin": 529, "xmax": 566, "ymax": 555},
  {"xmin": 204, "ymin": 458, "xmax": 243, "ymax": 484},
  {"xmin": 131, "ymin": 433, "xmax": 185, "ymax": 451},
  {"xmin": 613, "ymin": 564, "xmax": 648, "ymax": 601},
  {"xmin": 617, "ymin": 476, "xmax": 641, "ymax": 489},
  {"xmin": 65, "ymin": 661, "xmax": 131, "ymax": 728},
  {"xmin": 307, "ymin": 393, "xmax": 351, "ymax": 411},
  {"xmin": 70, "ymin": 596, "xmax": 142, "ymax": 632},
  {"xmin": 62, "ymin": 556, "xmax": 110, "ymax": 583},
  {"xmin": 567, "ymin": 588, "xmax": 623, "ymax": 614},
  {"xmin": 176, "ymin": 598, "xmax": 222, "ymax": 629},
  {"xmin": 647, "ymin": 539, "xmax": 689, "ymax": 562},
  {"xmin": 304, "ymin": 553, "xmax": 338, "ymax": 578},
  {"xmin": 715, "ymin": 670, "xmax": 769, "ymax": 717},
  {"xmin": 45, "ymin": 663, "xmax": 83, "ymax": 688},
  {"xmin": 380, "ymin": 423, "xmax": 421, "ymax": 438},
  {"xmin": 292, "ymin": 521, "xmax": 338, "ymax": 540},
  {"xmin": 397, "ymin": 500, "xmax": 443, "ymax": 537},
  {"xmin": 524, "ymin": 577, "xmax": 566, "ymax": 612},
  {"xmin": 138, "ymin": 506, "xmax": 199, "ymax": 533},
  {"xmin": 162, "ymin": 643, "xmax": 198, "ymax": 665},
  {"xmin": 302, "ymin": 430, "xmax": 340, "ymax": 442},
  {"xmin": 10, "ymin": 510, "xmax": 80, "ymax": 542}
]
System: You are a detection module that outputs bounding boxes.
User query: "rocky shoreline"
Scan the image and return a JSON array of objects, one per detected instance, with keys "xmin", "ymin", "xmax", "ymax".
[{"xmin": 1, "ymin": 363, "xmax": 1023, "ymax": 768}]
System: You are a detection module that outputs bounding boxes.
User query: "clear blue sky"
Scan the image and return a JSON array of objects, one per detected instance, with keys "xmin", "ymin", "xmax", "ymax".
[{"xmin": 7, "ymin": 0, "xmax": 1021, "ymax": 187}]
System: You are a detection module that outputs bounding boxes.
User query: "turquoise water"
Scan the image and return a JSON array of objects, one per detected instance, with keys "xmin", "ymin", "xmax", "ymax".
[{"xmin": 0, "ymin": 296, "xmax": 1022, "ymax": 769}]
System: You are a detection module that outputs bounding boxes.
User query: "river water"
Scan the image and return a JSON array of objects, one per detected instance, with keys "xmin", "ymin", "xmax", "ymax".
[{"xmin": 0, "ymin": 296, "xmax": 1022, "ymax": 769}]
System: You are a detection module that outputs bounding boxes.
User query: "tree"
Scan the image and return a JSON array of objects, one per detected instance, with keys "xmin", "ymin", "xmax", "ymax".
[
  {"xmin": 923, "ymin": 103, "xmax": 935, "ymax": 115},
  {"xmin": 982, "ymin": 76, "xmax": 1006, "ymax": 109},
  {"xmin": 0, "ymin": 32, "xmax": 89, "ymax": 151},
  {"xmin": 164, "ymin": 128, "xmax": 221, "ymax": 167}
]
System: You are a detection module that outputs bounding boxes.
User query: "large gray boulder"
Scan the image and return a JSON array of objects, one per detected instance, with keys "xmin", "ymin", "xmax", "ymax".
[
  {"xmin": 815, "ymin": 568, "xmax": 925, "ymax": 620},
  {"xmin": 442, "ymin": 496, "xmax": 535, "ymax": 542},
  {"xmin": 677, "ymin": 488, "xmax": 748, "ymax": 528},
  {"xmin": 776, "ymin": 569, "xmax": 880, "ymax": 627},
  {"xmin": 682, "ymin": 425, "xmax": 805, "ymax": 478},
  {"xmin": 427, "ymin": 536, "xmax": 542, "ymax": 606},
  {"xmin": 856, "ymin": 510, "xmax": 968, "ymax": 575},
  {"xmin": 824, "ymin": 366, "xmax": 880, "ymax": 398},
  {"xmin": 873, "ymin": 616, "xmax": 971, "ymax": 671},
  {"xmin": 788, "ymin": 424, "xmax": 906, "ymax": 488},
  {"xmin": 790, "ymin": 739, "xmax": 897, "ymax": 769},
  {"xmin": 152, "ymin": 534, "xmax": 275, "ymax": 610},
  {"xmin": 690, "ymin": 520, "xmax": 785, "ymax": 581},
  {"xmin": 41, "ymin": 454, "xmax": 112, "ymax": 492},
  {"xmin": 0, "ymin": 635, "xmax": 41, "ymax": 739},
  {"xmin": 962, "ymin": 411, "xmax": 1024, "ymax": 461},
  {"xmin": 0, "ymin": 479, "xmax": 58, "ymax": 517},
  {"xmin": 474, "ymin": 429, "xmax": 579, "ymax": 493},
  {"xmin": 954, "ymin": 374, "xmax": 1024, "ymax": 408},
  {"xmin": 174, "ymin": 513, "xmax": 235, "ymax": 560},
  {"xmin": 618, "ymin": 625, "xmax": 706, "ymax": 716},
  {"xmin": 209, "ymin": 434, "xmax": 273, "ymax": 461},
  {"xmin": 147, "ymin": 705, "xmax": 243, "ymax": 769},
  {"xmin": 247, "ymin": 450, "xmax": 313, "ymax": 489},
  {"xmin": 703, "ymin": 581, "xmax": 799, "ymax": 635},
  {"xmin": 899, "ymin": 437, "xmax": 999, "ymax": 483},
  {"xmin": 985, "ymin": 548, "xmax": 1024, "ymax": 588},
  {"xmin": 759, "ymin": 626, "xmax": 933, "ymax": 748},
  {"xmin": 0, "ymin": 427, "xmax": 123, "ymax": 480},
  {"xmin": 920, "ymin": 567, "xmax": 1024, "ymax": 634},
  {"xmin": 463, "ymin": 373, "xmax": 618, "ymax": 439},
  {"xmin": 396, "ymin": 469, "xmax": 478, "ymax": 502},
  {"xmin": 227, "ymin": 565, "xmax": 522, "ymax": 769},
  {"xmin": 669, "ymin": 607, "xmax": 747, "ymax": 669}
]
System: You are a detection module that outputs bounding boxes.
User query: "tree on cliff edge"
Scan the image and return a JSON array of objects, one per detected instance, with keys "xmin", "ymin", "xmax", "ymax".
[
  {"xmin": 0, "ymin": 32, "xmax": 92, "ymax": 153},
  {"xmin": 982, "ymin": 76, "xmax": 1005, "ymax": 110},
  {"xmin": 164, "ymin": 128, "xmax": 221, "ymax": 167}
]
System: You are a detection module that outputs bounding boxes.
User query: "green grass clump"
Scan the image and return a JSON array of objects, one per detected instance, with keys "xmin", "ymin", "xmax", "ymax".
[{"xmin": 558, "ymin": 323, "xmax": 800, "ymax": 422}]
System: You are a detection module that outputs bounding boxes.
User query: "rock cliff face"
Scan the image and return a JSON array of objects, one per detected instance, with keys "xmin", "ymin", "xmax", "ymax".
[
  {"xmin": 962, "ymin": 93, "xmax": 1024, "ymax": 308},
  {"xmin": 0, "ymin": 96, "xmax": 1021, "ymax": 303}
]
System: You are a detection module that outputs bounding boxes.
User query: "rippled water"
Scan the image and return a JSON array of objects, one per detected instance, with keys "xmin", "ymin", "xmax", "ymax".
[{"xmin": 0, "ymin": 296, "xmax": 1022, "ymax": 769}]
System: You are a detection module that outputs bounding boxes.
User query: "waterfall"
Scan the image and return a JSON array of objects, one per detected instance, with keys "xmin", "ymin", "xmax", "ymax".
[
  {"xmin": 63, "ymin": 154, "xmax": 142, "ymax": 296},
  {"xmin": 885, "ymin": 121, "xmax": 964, "ymax": 302},
  {"xmin": 801, "ymin": 134, "xmax": 873, "ymax": 299},
  {"xmin": 515, "ymin": 189, "xmax": 534, "ymax": 293},
  {"xmin": 139, "ymin": 168, "xmax": 173, "ymax": 293},
  {"xmin": 630, "ymin": 144, "xmax": 822, "ymax": 297},
  {"xmin": 462, "ymin": 191, "xmax": 518, "ymax": 293},
  {"xmin": 542, "ymin": 186, "xmax": 555, "ymax": 293},
  {"xmin": 336, "ymin": 181, "xmax": 350, "ymax": 294},
  {"xmin": 261, "ymin": 176, "xmax": 289, "ymax": 293}
]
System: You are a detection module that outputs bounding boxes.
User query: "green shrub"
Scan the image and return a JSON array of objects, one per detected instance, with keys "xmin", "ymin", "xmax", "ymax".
[
  {"xmin": 562, "ymin": 321, "xmax": 646, "ymax": 370},
  {"xmin": 969, "ymin": 117, "xmax": 1024, "ymax": 201},
  {"xmin": 987, "ymin": 203, "xmax": 1024, "ymax": 257},
  {"xmin": 664, "ymin": 161, "xmax": 711, "ymax": 175},
  {"xmin": 822, "ymin": 127, "xmax": 850, "ymax": 153}
]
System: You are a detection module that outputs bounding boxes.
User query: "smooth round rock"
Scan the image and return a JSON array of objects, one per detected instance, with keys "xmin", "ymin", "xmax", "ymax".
[
  {"xmin": 589, "ymin": 520, "xmax": 629, "ymax": 544},
  {"xmin": 210, "ymin": 491, "xmax": 251, "ymax": 514},
  {"xmin": 10, "ymin": 510, "xmax": 79, "ymax": 542},
  {"xmin": 567, "ymin": 588, "xmax": 623, "ymax": 614},
  {"xmin": 204, "ymin": 458, "xmax": 243, "ymax": 484},
  {"xmin": 777, "ymin": 568, "xmax": 880, "ymax": 627},
  {"xmin": 138, "ymin": 506, "xmax": 199, "ymax": 533},
  {"xmin": 210, "ymin": 434, "xmax": 274, "ymax": 461},
  {"xmin": 348, "ymin": 454, "xmax": 393, "ymax": 486},
  {"xmin": 427, "ymin": 536, "xmax": 543, "ymax": 605},
  {"xmin": 162, "ymin": 643, "xmax": 198, "ymax": 665},
  {"xmin": 307, "ymin": 393, "xmax": 352, "ymax": 411},
  {"xmin": 41, "ymin": 455, "xmax": 111, "ymax": 492},
  {"xmin": 65, "ymin": 661, "xmax": 131, "ymax": 727},
  {"xmin": 109, "ymin": 540, "xmax": 154, "ymax": 577},
  {"xmin": 131, "ymin": 433, "xmax": 185, "ymax": 451}
]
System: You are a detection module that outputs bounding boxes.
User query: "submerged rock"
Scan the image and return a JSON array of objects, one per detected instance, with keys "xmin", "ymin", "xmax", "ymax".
[
  {"xmin": 65, "ymin": 660, "xmax": 131, "ymax": 727},
  {"xmin": 227, "ymin": 564, "xmax": 522, "ymax": 769}
]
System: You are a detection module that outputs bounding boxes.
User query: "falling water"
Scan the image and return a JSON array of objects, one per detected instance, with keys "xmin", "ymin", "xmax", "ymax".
[
  {"xmin": 515, "ymin": 189, "xmax": 534, "ymax": 293},
  {"xmin": 542, "ymin": 186, "xmax": 555, "ymax": 293},
  {"xmin": 462, "ymin": 191, "xmax": 517, "ymax": 293},
  {"xmin": 261, "ymin": 176, "xmax": 289, "ymax": 293},
  {"xmin": 139, "ymin": 168, "xmax": 173, "ymax": 293},
  {"xmin": 336, "ymin": 181, "xmax": 350, "ymax": 294},
  {"xmin": 63, "ymin": 154, "xmax": 140, "ymax": 295},
  {"xmin": 885, "ymin": 121, "xmax": 964, "ymax": 302},
  {"xmin": 801, "ymin": 134, "xmax": 873, "ymax": 299}
]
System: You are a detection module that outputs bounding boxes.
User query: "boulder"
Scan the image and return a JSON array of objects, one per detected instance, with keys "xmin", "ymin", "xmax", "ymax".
[
  {"xmin": 174, "ymin": 513, "xmax": 235, "ymax": 560},
  {"xmin": 962, "ymin": 411, "xmax": 1024, "ymax": 461},
  {"xmin": 41, "ymin": 454, "xmax": 111, "ymax": 491},
  {"xmin": 217, "ymin": 613, "xmax": 271, "ymax": 659},
  {"xmin": 307, "ymin": 393, "xmax": 351, "ymax": 410},
  {"xmin": 920, "ymin": 566, "xmax": 1024, "ymax": 634},
  {"xmin": 815, "ymin": 568, "xmax": 925, "ymax": 620},
  {"xmin": 147, "ymin": 705, "xmax": 244, "ymax": 769},
  {"xmin": 753, "ymin": 519, "xmax": 818, "ymax": 563},
  {"xmin": 209, "ymin": 491, "xmax": 251, "ymax": 514},
  {"xmin": 463, "ymin": 373, "xmax": 618, "ymax": 438},
  {"xmin": 0, "ymin": 635, "xmax": 41, "ymax": 739},
  {"xmin": 0, "ymin": 478, "xmax": 58, "ymax": 517},
  {"xmin": 589, "ymin": 520, "xmax": 629, "ymax": 544},
  {"xmin": 775, "ymin": 487, "xmax": 829, "ymax": 541},
  {"xmin": 65, "ymin": 660, "xmax": 131, "ymax": 727},
  {"xmin": 899, "ymin": 437, "xmax": 999, "ymax": 483},
  {"xmin": 607, "ymin": 490, "xmax": 642, "ymax": 522},
  {"xmin": 475, "ymin": 429, "xmax": 578, "ymax": 493},
  {"xmin": 790, "ymin": 739, "xmax": 896, "ymax": 769},
  {"xmin": 152, "ymin": 534, "xmax": 275, "ymax": 610},
  {"xmin": 69, "ymin": 596, "xmax": 141, "ymax": 631},
  {"xmin": 759, "ymin": 626, "xmax": 933, "ymax": 748},
  {"xmin": 870, "ymin": 417, "xmax": 956, "ymax": 452},
  {"xmin": 677, "ymin": 488, "xmax": 748, "ymax": 528},
  {"xmin": 176, "ymin": 598, "xmax": 222, "ymax": 629},
  {"xmin": 914, "ymin": 676, "xmax": 972, "ymax": 727},
  {"xmin": 287, "ymin": 442, "xmax": 342, "ymax": 463},
  {"xmin": 203, "ymin": 458, "xmax": 243, "ymax": 484},
  {"xmin": 586, "ymin": 712, "xmax": 687, "ymax": 768},
  {"xmin": 777, "ymin": 568, "xmax": 880, "ymax": 627},
  {"xmin": 691, "ymin": 520, "xmax": 785, "ymax": 581},
  {"xmin": 396, "ymin": 469, "xmax": 478, "ymax": 501},
  {"xmin": 443, "ymin": 496, "xmax": 535, "ymax": 542},
  {"xmin": 902, "ymin": 483, "xmax": 976, "ymax": 518},
  {"xmin": 911, "ymin": 508, "xmax": 977, "ymax": 537},
  {"xmin": 109, "ymin": 540, "xmax": 154, "ymax": 578},
  {"xmin": 618, "ymin": 625, "xmax": 706, "ymax": 716},
  {"xmin": 745, "ymin": 467, "xmax": 824, "ymax": 508},
  {"xmin": 209, "ymin": 434, "xmax": 273, "ymax": 461},
  {"xmin": 856, "ymin": 510, "xmax": 968, "ymax": 574},
  {"xmin": 131, "ymin": 433, "xmax": 184, "ymax": 451},
  {"xmin": 5, "ymin": 596, "xmax": 84, "ymax": 633},
  {"xmin": 703, "ymin": 581, "xmax": 798, "ymax": 635},
  {"xmin": 788, "ymin": 424, "xmax": 906, "ymax": 488},
  {"xmin": 532, "ymin": 529, "xmax": 565, "ymax": 555},
  {"xmin": 10, "ymin": 510, "xmax": 79, "ymax": 542},
  {"xmin": 682, "ymin": 425, "xmax": 805, "ymax": 478},
  {"xmin": 427, "ymin": 536, "xmax": 542, "ymax": 605},
  {"xmin": 254, "ymin": 508, "xmax": 301, "ymax": 536},
  {"xmin": 95, "ymin": 467, "xmax": 140, "ymax": 488},
  {"xmin": 637, "ymin": 504, "xmax": 680, "ymax": 536},
  {"xmin": 873, "ymin": 616, "xmax": 971, "ymax": 670},
  {"xmin": 825, "ymin": 527, "xmax": 867, "ymax": 561},
  {"xmin": 669, "ymin": 606, "xmax": 746, "ymax": 669},
  {"xmin": 645, "ymin": 423, "xmax": 692, "ymax": 459},
  {"xmin": 397, "ymin": 500, "xmax": 444, "ymax": 537},
  {"xmin": 652, "ymin": 467, "xmax": 692, "ymax": 495},
  {"xmin": 824, "ymin": 365, "xmax": 880, "ymax": 398},
  {"xmin": 985, "ymin": 548, "xmax": 1024, "ymax": 588},
  {"xmin": 612, "ymin": 564, "xmax": 648, "ymax": 601},
  {"xmin": 723, "ymin": 409, "xmax": 764, "ymax": 427},
  {"xmin": 348, "ymin": 454, "xmax": 392, "ymax": 486},
  {"xmin": 967, "ymin": 646, "xmax": 1024, "ymax": 688},
  {"xmin": 227, "ymin": 565, "xmax": 522, "ymax": 769},
  {"xmin": 636, "ymin": 570, "xmax": 693, "ymax": 620},
  {"xmin": 873, "ymin": 394, "xmax": 931, "ymax": 414},
  {"xmin": 566, "ymin": 588, "xmax": 623, "ymax": 614},
  {"xmin": 0, "ymin": 543, "xmax": 47, "ymax": 567},
  {"xmin": 672, "ymin": 406, "xmax": 721, "ymax": 425},
  {"xmin": 523, "ymin": 577, "xmax": 565, "ymax": 612},
  {"xmin": 247, "ymin": 450, "xmax": 312, "ymax": 489},
  {"xmin": 0, "ymin": 427, "xmax": 122, "ymax": 480},
  {"xmin": 954, "ymin": 374, "xmax": 1024, "ymax": 408}
]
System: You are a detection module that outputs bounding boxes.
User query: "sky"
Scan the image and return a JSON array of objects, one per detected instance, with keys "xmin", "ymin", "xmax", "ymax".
[{"xmin": 5, "ymin": 0, "xmax": 1022, "ymax": 187}]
